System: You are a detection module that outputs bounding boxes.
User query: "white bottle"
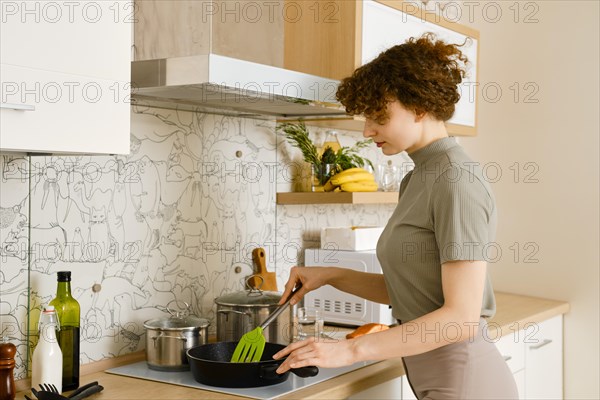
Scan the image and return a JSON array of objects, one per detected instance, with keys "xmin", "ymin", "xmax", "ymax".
[{"xmin": 32, "ymin": 306, "xmax": 63, "ymax": 393}]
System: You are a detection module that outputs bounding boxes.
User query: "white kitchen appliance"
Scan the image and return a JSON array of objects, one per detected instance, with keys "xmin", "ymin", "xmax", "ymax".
[
  {"xmin": 304, "ymin": 249, "xmax": 394, "ymax": 327},
  {"xmin": 321, "ymin": 226, "xmax": 384, "ymax": 251}
]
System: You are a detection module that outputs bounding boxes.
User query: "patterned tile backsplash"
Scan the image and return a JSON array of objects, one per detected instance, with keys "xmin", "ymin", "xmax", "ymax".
[{"xmin": 0, "ymin": 107, "xmax": 410, "ymax": 380}]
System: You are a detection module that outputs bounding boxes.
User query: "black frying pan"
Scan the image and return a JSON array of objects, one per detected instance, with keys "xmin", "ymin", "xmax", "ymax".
[{"xmin": 186, "ymin": 342, "xmax": 319, "ymax": 388}]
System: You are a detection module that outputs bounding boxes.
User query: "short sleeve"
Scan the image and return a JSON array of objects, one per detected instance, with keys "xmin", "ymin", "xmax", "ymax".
[{"xmin": 431, "ymin": 165, "xmax": 495, "ymax": 264}]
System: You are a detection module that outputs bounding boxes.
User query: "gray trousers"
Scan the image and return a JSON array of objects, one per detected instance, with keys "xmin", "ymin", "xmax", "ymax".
[{"xmin": 401, "ymin": 318, "xmax": 519, "ymax": 400}]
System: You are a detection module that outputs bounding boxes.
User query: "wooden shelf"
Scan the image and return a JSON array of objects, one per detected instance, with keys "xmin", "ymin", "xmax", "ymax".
[{"xmin": 276, "ymin": 191, "xmax": 399, "ymax": 205}]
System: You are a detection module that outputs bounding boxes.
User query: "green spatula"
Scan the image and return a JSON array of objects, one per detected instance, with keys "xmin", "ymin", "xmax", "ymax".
[{"xmin": 231, "ymin": 285, "xmax": 301, "ymax": 363}]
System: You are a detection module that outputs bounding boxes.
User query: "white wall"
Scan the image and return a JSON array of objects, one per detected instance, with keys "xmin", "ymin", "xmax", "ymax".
[{"xmin": 456, "ymin": 2, "xmax": 599, "ymax": 398}]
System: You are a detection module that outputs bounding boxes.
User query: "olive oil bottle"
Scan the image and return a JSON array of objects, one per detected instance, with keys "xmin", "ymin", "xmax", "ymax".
[{"xmin": 49, "ymin": 271, "xmax": 80, "ymax": 390}]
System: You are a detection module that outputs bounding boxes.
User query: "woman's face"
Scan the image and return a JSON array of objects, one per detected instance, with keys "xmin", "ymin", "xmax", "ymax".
[{"xmin": 363, "ymin": 101, "xmax": 423, "ymax": 156}]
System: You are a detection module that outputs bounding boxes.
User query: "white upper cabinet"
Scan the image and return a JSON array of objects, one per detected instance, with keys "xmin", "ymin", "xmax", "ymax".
[
  {"xmin": 283, "ymin": 0, "xmax": 480, "ymax": 136},
  {"xmin": 0, "ymin": 0, "xmax": 132, "ymax": 154},
  {"xmin": 362, "ymin": 0, "xmax": 479, "ymax": 136}
]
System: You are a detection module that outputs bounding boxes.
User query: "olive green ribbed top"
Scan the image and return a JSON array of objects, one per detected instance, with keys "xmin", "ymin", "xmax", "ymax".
[{"xmin": 377, "ymin": 137, "xmax": 497, "ymax": 322}]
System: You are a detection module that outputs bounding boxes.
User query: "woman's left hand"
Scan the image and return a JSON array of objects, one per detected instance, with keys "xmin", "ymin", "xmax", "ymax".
[{"xmin": 273, "ymin": 337, "xmax": 357, "ymax": 374}]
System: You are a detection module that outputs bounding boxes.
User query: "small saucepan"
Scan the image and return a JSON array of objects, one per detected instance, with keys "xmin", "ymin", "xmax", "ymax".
[
  {"xmin": 186, "ymin": 342, "xmax": 319, "ymax": 388},
  {"xmin": 143, "ymin": 302, "xmax": 210, "ymax": 371}
]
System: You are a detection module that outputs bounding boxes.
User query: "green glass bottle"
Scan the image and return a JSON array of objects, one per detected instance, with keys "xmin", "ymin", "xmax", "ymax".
[{"xmin": 49, "ymin": 271, "xmax": 80, "ymax": 390}]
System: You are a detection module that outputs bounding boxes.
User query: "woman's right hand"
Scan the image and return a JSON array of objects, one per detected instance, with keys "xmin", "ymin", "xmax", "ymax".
[{"xmin": 279, "ymin": 266, "xmax": 335, "ymax": 306}]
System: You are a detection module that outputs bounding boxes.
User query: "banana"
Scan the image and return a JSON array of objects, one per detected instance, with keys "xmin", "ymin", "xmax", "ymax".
[
  {"xmin": 323, "ymin": 179, "xmax": 337, "ymax": 192},
  {"xmin": 341, "ymin": 181, "xmax": 378, "ymax": 192},
  {"xmin": 334, "ymin": 167, "xmax": 369, "ymax": 177},
  {"xmin": 331, "ymin": 171, "xmax": 375, "ymax": 186}
]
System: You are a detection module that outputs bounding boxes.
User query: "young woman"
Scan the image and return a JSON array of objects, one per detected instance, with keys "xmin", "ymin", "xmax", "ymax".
[{"xmin": 273, "ymin": 33, "xmax": 518, "ymax": 399}]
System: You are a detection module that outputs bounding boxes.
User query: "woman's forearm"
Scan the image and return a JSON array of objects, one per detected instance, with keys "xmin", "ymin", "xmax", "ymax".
[
  {"xmin": 349, "ymin": 261, "xmax": 487, "ymax": 362},
  {"xmin": 326, "ymin": 267, "xmax": 390, "ymax": 304},
  {"xmin": 349, "ymin": 305, "xmax": 480, "ymax": 361}
]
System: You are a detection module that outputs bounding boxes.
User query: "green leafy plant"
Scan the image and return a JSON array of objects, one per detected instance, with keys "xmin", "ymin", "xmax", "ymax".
[
  {"xmin": 277, "ymin": 122, "xmax": 374, "ymax": 185},
  {"xmin": 276, "ymin": 122, "xmax": 320, "ymax": 166}
]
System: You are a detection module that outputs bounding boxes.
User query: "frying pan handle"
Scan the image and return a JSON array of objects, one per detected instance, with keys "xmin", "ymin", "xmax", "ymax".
[
  {"xmin": 259, "ymin": 364, "xmax": 319, "ymax": 379},
  {"xmin": 259, "ymin": 364, "xmax": 282, "ymax": 380},
  {"xmin": 290, "ymin": 365, "xmax": 319, "ymax": 378}
]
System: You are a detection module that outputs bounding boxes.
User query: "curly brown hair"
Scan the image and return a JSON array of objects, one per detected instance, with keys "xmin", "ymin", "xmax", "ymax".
[{"xmin": 336, "ymin": 32, "xmax": 469, "ymax": 124}]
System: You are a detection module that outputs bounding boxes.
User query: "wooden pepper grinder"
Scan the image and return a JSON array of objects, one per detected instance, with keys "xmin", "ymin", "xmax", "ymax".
[{"xmin": 0, "ymin": 337, "xmax": 17, "ymax": 400}]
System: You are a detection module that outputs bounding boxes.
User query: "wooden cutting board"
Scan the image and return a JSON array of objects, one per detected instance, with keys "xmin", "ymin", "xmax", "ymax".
[{"xmin": 248, "ymin": 248, "xmax": 278, "ymax": 291}]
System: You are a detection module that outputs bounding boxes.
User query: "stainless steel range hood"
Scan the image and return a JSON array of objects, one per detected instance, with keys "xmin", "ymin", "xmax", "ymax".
[{"xmin": 131, "ymin": 53, "xmax": 348, "ymax": 119}]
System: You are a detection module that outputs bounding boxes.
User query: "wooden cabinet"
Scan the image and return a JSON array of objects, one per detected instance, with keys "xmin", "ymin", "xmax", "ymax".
[
  {"xmin": 284, "ymin": 0, "xmax": 479, "ymax": 136},
  {"xmin": 495, "ymin": 314, "xmax": 564, "ymax": 399},
  {"xmin": 0, "ymin": 0, "xmax": 131, "ymax": 154}
]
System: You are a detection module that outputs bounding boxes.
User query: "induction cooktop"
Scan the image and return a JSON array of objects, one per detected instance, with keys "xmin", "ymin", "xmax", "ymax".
[
  {"xmin": 107, "ymin": 359, "xmax": 374, "ymax": 399},
  {"xmin": 107, "ymin": 327, "xmax": 375, "ymax": 399}
]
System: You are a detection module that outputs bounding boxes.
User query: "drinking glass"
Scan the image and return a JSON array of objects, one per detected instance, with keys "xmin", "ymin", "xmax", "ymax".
[
  {"xmin": 376, "ymin": 163, "xmax": 401, "ymax": 192},
  {"xmin": 296, "ymin": 307, "xmax": 324, "ymax": 340}
]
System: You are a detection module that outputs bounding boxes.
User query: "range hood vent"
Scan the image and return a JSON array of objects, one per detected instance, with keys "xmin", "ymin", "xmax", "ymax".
[{"xmin": 131, "ymin": 54, "xmax": 349, "ymax": 120}]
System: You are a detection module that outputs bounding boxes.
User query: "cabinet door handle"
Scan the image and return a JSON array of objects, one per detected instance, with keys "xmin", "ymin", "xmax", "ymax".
[
  {"xmin": 503, "ymin": 355, "xmax": 512, "ymax": 362},
  {"xmin": 0, "ymin": 103, "xmax": 36, "ymax": 111},
  {"xmin": 529, "ymin": 339, "xmax": 553, "ymax": 350}
]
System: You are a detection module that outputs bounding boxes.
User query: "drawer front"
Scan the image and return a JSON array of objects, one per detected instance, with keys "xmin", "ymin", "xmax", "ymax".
[
  {"xmin": 1, "ymin": 64, "xmax": 130, "ymax": 154},
  {"xmin": 495, "ymin": 331, "xmax": 525, "ymax": 373}
]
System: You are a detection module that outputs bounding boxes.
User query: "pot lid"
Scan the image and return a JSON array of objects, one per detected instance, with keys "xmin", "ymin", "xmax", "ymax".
[
  {"xmin": 143, "ymin": 300, "xmax": 210, "ymax": 330},
  {"xmin": 144, "ymin": 315, "xmax": 210, "ymax": 330},
  {"xmin": 215, "ymin": 289, "xmax": 282, "ymax": 307}
]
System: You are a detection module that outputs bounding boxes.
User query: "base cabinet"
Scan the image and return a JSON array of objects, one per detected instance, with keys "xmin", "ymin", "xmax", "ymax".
[
  {"xmin": 349, "ymin": 315, "xmax": 563, "ymax": 400},
  {"xmin": 514, "ymin": 369, "xmax": 526, "ymax": 399},
  {"xmin": 347, "ymin": 375, "xmax": 416, "ymax": 399},
  {"xmin": 401, "ymin": 375, "xmax": 417, "ymax": 400},
  {"xmin": 347, "ymin": 376, "xmax": 402, "ymax": 399},
  {"xmin": 495, "ymin": 315, "xmax": 563, "ymax": 400},
  {"xmin": 524, "ymin": 315, "xmax": 563, "ymax": 399}
]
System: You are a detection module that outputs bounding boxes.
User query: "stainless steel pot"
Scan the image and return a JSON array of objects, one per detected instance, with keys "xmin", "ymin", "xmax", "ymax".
[
  {"xmin": 143, "ymin": 305, "xmax": 210, "ymax": 372},
  {"xmin": 215, "ymin": 278, "xmax": 293, "ymax": 345}
]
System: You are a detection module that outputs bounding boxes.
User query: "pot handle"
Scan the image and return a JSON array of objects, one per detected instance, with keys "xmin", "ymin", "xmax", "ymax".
[
  {"xmin": 166, "ymin": 300, "xmax": 191, "ymax": 318},
  {"xmin": 260, "ymin": 364, "xmax": 319, "ymax": 379},
  {"xmin": 152, "ymin": 331, "xmax": 187, "ymax": 348},
  {"xmin": 246, "ymin": 274, "xmax": 264, "ymax": 292},
  {"xmin": 217, "ymin": 309, "xmax": 253, "ymax": 321}
]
